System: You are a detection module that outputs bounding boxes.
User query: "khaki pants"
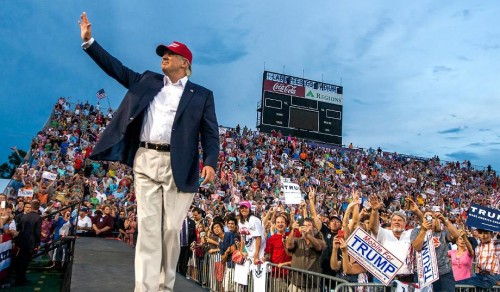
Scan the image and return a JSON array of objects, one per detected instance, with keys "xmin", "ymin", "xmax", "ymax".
[{"xmin": 133, "ymin": 148, "xmax": 195, "ymax": 292}]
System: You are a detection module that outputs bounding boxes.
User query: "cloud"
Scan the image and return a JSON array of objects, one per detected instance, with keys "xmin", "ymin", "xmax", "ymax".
[
  {"xmin": 438, "ymin": 127, "xmax": 465, "ymax": 134},
  {"xmin": 433, "ymin": 66, "xmax": 453, "ymax": 73},
  {"xmin": 467, "ymin": 142, "xmax": 500, "ymax": 147},
  {"xmin": 446, "ymin": 151, "xmax": 479, "ymax": 161}
]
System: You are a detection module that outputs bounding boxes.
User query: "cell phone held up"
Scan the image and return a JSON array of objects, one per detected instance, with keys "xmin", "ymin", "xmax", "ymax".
[
  {"xmin": 297, "ymin": 215, "xmax": 305, "ymax": 226},
  {"xmin": 337, "ymin": 229, "xmax": 345, "ymax": 238}
]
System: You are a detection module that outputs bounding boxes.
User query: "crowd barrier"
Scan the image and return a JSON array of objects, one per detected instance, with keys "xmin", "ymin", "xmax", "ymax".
[{"xmin": 184, "ymin": 251, "xmax": 500, "ymax": 292}]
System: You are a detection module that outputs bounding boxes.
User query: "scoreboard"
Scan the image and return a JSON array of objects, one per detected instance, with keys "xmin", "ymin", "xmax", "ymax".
[{"xmin": 257, "ymin": 71, "xmax": 343, "ymax": 145}]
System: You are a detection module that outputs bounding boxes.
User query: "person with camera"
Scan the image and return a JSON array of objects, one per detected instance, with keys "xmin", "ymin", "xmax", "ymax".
[
  {"xmin": 286, "ymin": 217, "xmax": 326, "ymax": 292},
  {"xmin": 410, "ymin": 210, "xmax": 460, "ymax": 292}
]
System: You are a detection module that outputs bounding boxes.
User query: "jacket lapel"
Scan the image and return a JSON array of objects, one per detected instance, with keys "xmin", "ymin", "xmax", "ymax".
[
  {"xmin": 173, "ymin": 81, "xmax": 195, "ymax": 125},
  {"xmin": 138, "ymin": 75, "xmax": 165, "ymax": 113}
]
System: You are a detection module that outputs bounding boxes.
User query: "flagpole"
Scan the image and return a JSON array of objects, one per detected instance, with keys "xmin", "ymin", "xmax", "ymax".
[{"xmin": 106, "ymin": 95, "xmax": 112, "ymax": 111}]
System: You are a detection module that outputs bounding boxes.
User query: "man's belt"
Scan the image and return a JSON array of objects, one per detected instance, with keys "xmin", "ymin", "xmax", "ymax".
[{"xmin": 140, "ymin": 142, "xmax": 171, "ymax": 152}]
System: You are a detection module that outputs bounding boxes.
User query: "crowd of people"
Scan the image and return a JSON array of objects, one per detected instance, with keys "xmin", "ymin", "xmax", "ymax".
[{"xmin": 1, "ymin": 98, "xmax": 499, "ymax": 290}]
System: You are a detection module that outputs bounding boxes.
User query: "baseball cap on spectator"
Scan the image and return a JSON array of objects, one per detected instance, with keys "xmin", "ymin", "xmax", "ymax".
[
  {"xmin": 156, "ymin": 41, "xmax": 193, "ymax": 64},
  {"xmin": 239, "ymin": 201, "xmax": 251, "ymax": 209},
  {"xmin": 80, "ymin": 207, "xmax": 88, "ymax": 212},
  {"xmin": 329, "ymin": 215, "xmax": 341, "ymax": 223}
]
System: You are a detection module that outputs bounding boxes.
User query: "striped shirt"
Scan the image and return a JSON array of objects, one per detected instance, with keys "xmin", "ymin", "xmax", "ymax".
[{"xmin": 475, "ymin": 240, "xmax": 499, "ymax": 274}]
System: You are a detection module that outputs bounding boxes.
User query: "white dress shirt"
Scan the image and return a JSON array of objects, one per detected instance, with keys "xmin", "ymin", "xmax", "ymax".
[
  {"xmin": 140, "ymin": 75, "xmax": 188, "ymax": 144},
  {"xmin": 82, "ymin": 37, "xmax": 187, "ymax": 144}
]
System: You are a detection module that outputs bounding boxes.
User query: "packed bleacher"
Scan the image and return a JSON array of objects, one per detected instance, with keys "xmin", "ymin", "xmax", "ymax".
[{"xmin": 0, "ymin": 98, "xmax": 499, "ymax": 290}]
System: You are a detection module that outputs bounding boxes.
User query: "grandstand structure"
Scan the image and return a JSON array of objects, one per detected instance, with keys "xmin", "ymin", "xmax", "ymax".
[{"xmin": 0, "ymin": 97, "xmax": 498, "ymax": 290}]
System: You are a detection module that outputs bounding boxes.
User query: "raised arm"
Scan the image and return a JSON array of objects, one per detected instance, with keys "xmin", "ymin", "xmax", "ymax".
[
  {"xmin": 330, "ymin": 236, "xmax": 341, "ymax": 271},
  {"xmin": 407, "ymin": 197, "xmax": 423, "ymax": 221},
  {"xmin": 368, "ymin": 195, "xmax": 382, "ymax": 237},
  {"xmin": 308, "ymin": 188, "xmax": 322, "ymax": 230},
  {"xmin": 79, "ymin": 12, "xmax": 141, "ymax": 89},
  {"xmin": 435, "ymin": 212, "xmax": 460, "ymax": 240},
  {"xmin": 411, "ymin": 220, "xmax": 432, "ymax": 252}
]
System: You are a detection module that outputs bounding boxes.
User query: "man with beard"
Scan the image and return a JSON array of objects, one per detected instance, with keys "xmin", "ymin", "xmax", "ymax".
[{"xmin": 369, "ymin": 195, "xmax": 423, "ymax": 283}]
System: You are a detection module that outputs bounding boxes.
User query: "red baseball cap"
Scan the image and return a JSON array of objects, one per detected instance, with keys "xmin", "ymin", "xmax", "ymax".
[{"xmin": 156, "ymin": 41, "xmax": 193, "ymax": 64}]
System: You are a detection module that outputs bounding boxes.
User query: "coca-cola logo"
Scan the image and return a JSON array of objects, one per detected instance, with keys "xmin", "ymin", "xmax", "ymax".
[{"xmin": 272, "ymin": 83, "xmax": 297, "ymax": 95}]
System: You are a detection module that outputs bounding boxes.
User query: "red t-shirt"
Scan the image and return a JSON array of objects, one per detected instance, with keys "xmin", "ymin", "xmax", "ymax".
[{"xmin": 264, "ymin": 232, "xmax": 292, "ymax": 277}]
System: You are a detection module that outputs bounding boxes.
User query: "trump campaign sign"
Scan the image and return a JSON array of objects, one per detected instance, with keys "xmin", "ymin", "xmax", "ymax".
[
  {"xmin": 466, "ymin": 204, "xmax": 500, "ymax": 232},
  {"xmin": 281, "ymin": 182, "xmax": 302, "ymax": 204},
  {"xmin": 346, "ymin": 227, "xmax": 403, "ymax": 286},
  {"xmin": 416, "ymin": 231, "xmax": 439, "ymax": 288}
]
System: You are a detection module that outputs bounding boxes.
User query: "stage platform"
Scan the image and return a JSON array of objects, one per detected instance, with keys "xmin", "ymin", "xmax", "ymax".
[{"xmin": 71, "ymin": 237, "xmax": 206, "ymax": 291}]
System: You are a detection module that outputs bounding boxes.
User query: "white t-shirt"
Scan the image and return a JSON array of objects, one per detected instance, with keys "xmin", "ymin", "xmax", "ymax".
[
  {"xmin": 238, "ymin": 215, "xmax": 266, "ymax": 260},
  {"xmin": 377, "ymin": 227, "xmax": 413, "ymax": 275},
  {"xmin": 77, "ymin": 215, "xmax": 93, "ymax": 233}
]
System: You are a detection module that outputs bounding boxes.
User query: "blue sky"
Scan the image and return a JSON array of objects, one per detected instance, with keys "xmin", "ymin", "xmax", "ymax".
[{"xmin": 1, "ymin": 1, "xmax": 499, "ymax": 171}]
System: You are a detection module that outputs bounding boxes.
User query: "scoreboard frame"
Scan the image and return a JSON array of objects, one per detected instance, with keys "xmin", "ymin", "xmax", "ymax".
[{"xmin": 257, "ymin": 71, "xmax": 343, "ymax": 145}]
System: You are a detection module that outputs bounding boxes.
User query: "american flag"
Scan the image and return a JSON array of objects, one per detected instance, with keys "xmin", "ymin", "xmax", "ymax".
[{"xmin": 96, "ymin": 88, "xmax": 107, "ymax": 99}]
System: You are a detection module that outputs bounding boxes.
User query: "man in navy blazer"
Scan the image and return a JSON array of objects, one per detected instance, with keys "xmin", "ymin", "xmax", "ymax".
[{"xmin": 79, "ymin": 12, "xmax": 219, "ymax": 292}]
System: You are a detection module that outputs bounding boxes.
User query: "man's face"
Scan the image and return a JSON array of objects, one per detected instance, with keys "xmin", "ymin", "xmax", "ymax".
[
  {"xmin": 192, "ymin": 211, "xmax": 201, "ymax": 221},
  {"xmin": 161, "ymin": 52, "xmax": 188, "ymax": 77},
  {"xmin": 329, "ymin": 219, "xmax": 341, "ymax": 232},
  {"xmin": 227, "ymin": 220, "xmax": 237, "ymax": 232},
  {"xmin": 390, "ymin": 215, "xmax": 406, "ymax": 233},
  {"xmin": 303, "ymin": 220, "xmax": 314, "ymax": 233},
  {"xmin": 104, "ymin": 206, "xmax": 111, "ymax": 215},
  {"xmin": 275, "ymin": 216, "xmax": 287, "ymax": 232},
  {"xmin": 478, "ymin": 231, "xmax": 492, "ymax": 243},
  {"xmin": 24, "ymin": 204, "xmax": 32, "ymax": 213}
]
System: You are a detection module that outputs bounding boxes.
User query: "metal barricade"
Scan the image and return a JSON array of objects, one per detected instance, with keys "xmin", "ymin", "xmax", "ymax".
[
  {"xmin": 188, "ymin": 252, "xmax": 349, "ymax": 292},
  {"xmin": 334, "ymin": 282, "xmax": 394, "ymax": 292},
  {"xmin": 455, "ymin": 285, "xmax": 500, "ymax": 292},
  {"xmin": 185, "ymin": 249, "xmax": 500, "ymax": 292}
]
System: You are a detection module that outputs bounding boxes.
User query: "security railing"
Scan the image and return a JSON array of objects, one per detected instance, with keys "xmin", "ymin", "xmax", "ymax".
[{"xmin": 185, "ymin": 250, "xmax": 500, "ymax": 292}]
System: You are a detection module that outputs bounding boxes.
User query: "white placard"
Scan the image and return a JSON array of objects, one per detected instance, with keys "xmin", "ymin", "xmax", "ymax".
[
  {"xmin": 407, "ymin": 178, "xmax": 417, "ymax": 184},
  {"xmin": 416, "ymin": 231, "xmax": 439, "ymax": 287},
  {"xmin": 426, "ymin": 189, "xmax": 436, "ymax": 195},
  {"xmin": 42, "ymin": 171, "xmax": 57, "ymax": 180},
  {"xmin": 18, "ymin": 188, "xmax": 34, "ymax": 198},
  {"xmin": 281, "ymin": 182, "xmax": 302, "ymax": 205},
  {"xmin": 346, "ymin": 227, "xmax": 403, "ymax": 286},
  {"xmin": 382, "ymin": 173, "xmax": 391, "ymax": 181}
]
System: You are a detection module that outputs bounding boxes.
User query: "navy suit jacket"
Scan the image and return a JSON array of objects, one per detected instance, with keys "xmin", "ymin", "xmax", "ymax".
[{"xmin": 84, "ymin": 41, "xmax": 219, "ymax": 193}]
